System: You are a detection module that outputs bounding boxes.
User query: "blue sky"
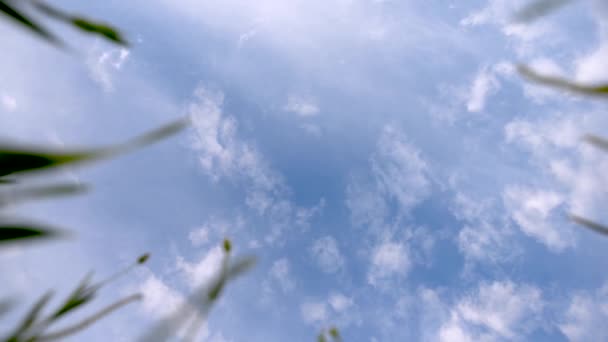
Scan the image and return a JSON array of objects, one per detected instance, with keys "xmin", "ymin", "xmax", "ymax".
[{"xmin": 2, "ymin": 0, "xmax": 608, "ymax": 341}]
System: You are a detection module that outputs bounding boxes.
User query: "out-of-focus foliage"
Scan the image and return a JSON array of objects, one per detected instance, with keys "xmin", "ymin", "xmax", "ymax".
[
  {"xmin": 0, "ymin": 0, "xmax": 127, "ymax": 47},
  {"xmin": 2, "ymin": 255, "xmax": 148, "ymax": 341},
  {"xmin": 140, "ymin": 239, "xmax": 256, "ymax": 342},
  {"xmin": 515, "ymin": 0, "xmax": 608, "ymax": 236},
  {"xmin": 0, "ymin": 117, "xmax": 190, "ymax": 246}
]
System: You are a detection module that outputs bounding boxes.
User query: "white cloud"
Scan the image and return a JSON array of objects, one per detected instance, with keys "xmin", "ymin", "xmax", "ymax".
[
  {"xmin": 269, "ymin": 258, "xmax": 295, "ymax": 293},
  {"xmin": 310, "ymin": 236, "xmax": 344, "ymax": 274},
  {"xmin": 301, "ymin": 301, "xmax": 328, "ymax": 325},
  {"xmin": 189, "ymin": 226, "xmax": 210, "ymax": 246},
  {"xmin": 437, "ymin": 281, "xmax": 544, "ymax": 341},
  {"xmin": 460, "ymin": 0, "xmax": 559, "ymax": 56},
  {"xmin": 559, "ymin": 282, "xmax": 608, "ymax": 342},
  {"xmin": 0, "ymin": 93, "xmax": 17, "ymax": 112},
  {"xmin": 450, "ymin": 192, "xmax": 518, "ymax": 266},
  {"xmin": 371, "ymin": 125, "xmax": 431, "ymax": 214},
  {"xmin": 575, "ymin": 39, "xmax": 608, "ymax": 85},
  {"xmin": 466, "ymin": 67, "xmax": 500, "ymax": 113},
  {"xmin": 189, "ymin": 86, "xmax": 324, "ymax": 245},
  {"xmin": 328, "ymin": 293, "xmax": 354, "ymax": 313},
  {"xmin": 367, "ymin": 241, "xmax": 410, "ymax": 287},
  {"xmin": 87, "ymin": 47, "xmax": 130, "ymax": 92},
  {"xmin": 176, "ymin": 246, "xmax": 225, "ymax": 289},
  {"xmin": 284, "ymin": 95, "xmax": 319, "ymax": 117},
  {"xmin": 138, "ymin": 272, "xmax": 184, "ymax": 318},
  {"xmin": 503, "ymin": 185, "xmax": 573, "ymax": 251}
]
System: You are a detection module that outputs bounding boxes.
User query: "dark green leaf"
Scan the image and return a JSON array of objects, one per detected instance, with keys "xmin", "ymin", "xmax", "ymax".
[
  {"xmin": 0, "ymin": 116, "xmax": 189, "ymax": 177},
  {"xmin": 570, "ymin": 214, "xmax": 608, "ymax": 236},
  {"xmin": 518, "ymin": 65, "xmax": 608, "ymax": 97},
  {"xmin": 51, "ymin": 273, "xmax": 96, "ymax": 319},
  {"xmin": 34, "ymin": 1, "xmax": 127, "ymax": 46},
  {"xmin": 513, "ymin": 0, "xmax": 572, "ymax": 23},
  {"xmin": 0, "ymin": 148, "xmax": 91, "ymax": 177},
  {"xmin": 0, "ymin": 0, "xmax": 60, "ymax": 45},
  {"xmin": 318, "ymin": 334, "xmax": 328, "ymax": 342},
  {"xmin": 0, "ymin": 224, "xmax": 61, "ymax": 244},
  {"xmin": 226, "ymin": 256, "xmax": 256, "ymax": 279}
]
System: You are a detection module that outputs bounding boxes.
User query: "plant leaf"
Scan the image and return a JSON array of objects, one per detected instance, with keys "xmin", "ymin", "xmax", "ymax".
[
  {"xmin": 7, "ymin": 291, "xmax": 53, "ymax": 340},
  {"xmin": 0, "ymin": 224, "xmax": 61, "ymax": 244},
  {"xmin": 0, "ymin": 0, "xmax": 60, "ymax": 45},
  {"xmin": 518, "ymin": 65, "xmax": 608, "ymax": 97},
  {"xmin": 34, "ymin": 1, "xmax": 127, "ymax": 45},
  {"xmin": 0, "ymin": 116, "xmax": 189, "ymax": 177},
  {"xmin": 51, "ymin": 273, "xmax": 96, "ymax": 319},
  {"xmin": 513, "ymin": 0, "xmax": 572, "ymax": 23},
  {"xmin": 0, "ymin": 183, "xmax": 88, "ymax": 207},
  {"xmin": 570, "ymin": 214, "xmax": 608, "ymax": 236}
]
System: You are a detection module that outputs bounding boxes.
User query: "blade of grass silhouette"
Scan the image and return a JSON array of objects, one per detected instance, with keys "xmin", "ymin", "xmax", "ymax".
[
  {"xmin": 513, "ymin": 0, "xmax": 572, "ymax": 23},
  {"xmin": 139, "ymin": 255, "xmax": 255, "ymax": 342},
  {"xmin": 0, "ymin": 183, "xmax": 88, "ymax": 207},
  {"xmin": 0, "ymin": 224, "xmax": 63, "ymax": 244},
  {"xmin": 6, "ymin": 291, "xmax": 53, "ymax": 341},
  {"xmin": 0, "ymin": 116, "xmax": 190, "ymax": 177},
  {"xmin": 518, "ymin": 65, "xmax": 608, "ymax": 97},
  {"xmin": 50, "ymin": 272, "xmax": 96, "ymax": 320},
  {"xmin": 584, "ymin": 134, "xmax": 608, "ymax": 153},
  {"xmin": 33, "ymin": 1, "xmax": 128, "ymax": 46},
  {"xmin": 570, "ymin": 214, "xmax": 608, "ymax": 236},
  {"xmin": 0, "ymin": 0, "xmax": 61, "ymax": 45},
  {"xmin": 36, "ymin": 294, "xmax": 142, "ymax": 341}
]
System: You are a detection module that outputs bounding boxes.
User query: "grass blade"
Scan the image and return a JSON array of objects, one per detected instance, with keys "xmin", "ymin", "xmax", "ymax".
[
  {"xmin": 0, "ymin": 224, "xmax": 62, "ymax": 244},
  {"xmin": 0, "ymin": 0, "xmax": 60, "ymax": 45},
  {"xmin": 518, "ymin": 65, "xmax": 608, "ymax": 97},
  {"xmin": 513, "ymin": 0, "xmax": 572, "ymax": 23},
  {"xmin": 0, "ymin": 183, "xmax": 88, "ymax": 207},
  {"xmin": 7, "ymin": 291, "xmax": 53, "ymax": 341},
  {"xmin": 34, "ymin": 1, "xmax": 128, "ymax": 46},
  {"xmin": 570, "ymin": 214, "xmax": 608, "ymax": 236},
  {"xmin": 584, "ymin": 134, "xmax": 608, "ymax": 153},
  {"xmin": 0, "ymin": 116, "xmax": 189, "ymax": 177}
]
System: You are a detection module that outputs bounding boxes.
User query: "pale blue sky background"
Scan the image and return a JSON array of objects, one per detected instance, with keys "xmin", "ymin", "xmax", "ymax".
[{"xmin": 2, "ymin": 0, "xmax": 608, "ymax": 341}]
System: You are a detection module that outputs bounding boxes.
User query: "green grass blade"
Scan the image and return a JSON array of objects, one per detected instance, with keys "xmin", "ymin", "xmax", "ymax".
[
  {"xmin": 518, "ymin": 65, "xmax": 608, "ymax": 97},
  {"xmin": 0, "ymin": 0, "xmax": 60, "ymax": 45},
  {"xmin": 0, "ymin": 224, "xmax": 62, "ymax": 244},
  {"xmin": 0, "ymin": 117, "xmax": 189, "ymax": 177},
  {"xmin": 34, "ymin": 1, "xmax": 128, "ymax": 46}
]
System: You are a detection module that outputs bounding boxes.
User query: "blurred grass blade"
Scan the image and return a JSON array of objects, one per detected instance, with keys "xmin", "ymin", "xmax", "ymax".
[
  {"xmin": 0, "ymin": 0, "xmax": 60, "ymax": 45},
  {"xmin": 7, "ymin": 291, "xmax": 53, "ymax": 340},
  {"xmin": 584, "ymin": 134, "xmax": 608, "ymax": 153},
  {"xmin": 0, "ymin": 298, "xmax": 12, "ymax": 318},
  {"xmin": 51, "ymin": 273, "xmax": 96, "ymax": 319},
  {"xmin": 513, "ymin": 0, "xmax": 572, "ymax": 23},
  {"xmin": 34, "ymin": 1, "xmax": 127, "ymax": 46},
  {"xmin": 518, "ymin": 65, "xmax": 608, "ymax": 97},
  {"xmin": 570, "ymin": 214, "xmax": 608, "ymax": 236},
  {"xmin": 0, "ymin": 224, "xmax": 61, "ymax": 244},
  {"xmin": 0, "ymin": 116, "xmax": 189, "ymax": 177},
  {"xmin": 329, "ymin": 327, "xmax": 341, "ymax": 341},
  {"xmin": 0, "ymin": 183, "xmax": 88, "ymax": 207},
  {"xmin": 38, "ymin": 294, "xmax": 142, "ymax": 341},
  {"xmin": 139, "ymin": 254, "xmax": 255, "ymax": 342}
]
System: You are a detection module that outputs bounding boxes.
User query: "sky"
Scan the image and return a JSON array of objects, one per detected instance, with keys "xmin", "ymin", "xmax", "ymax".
[{"xmin": 2, "ymin": 0, "xmax": 608, "ymax": 341}]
